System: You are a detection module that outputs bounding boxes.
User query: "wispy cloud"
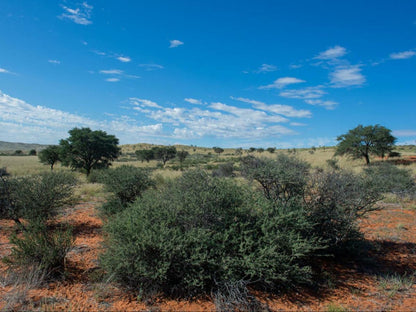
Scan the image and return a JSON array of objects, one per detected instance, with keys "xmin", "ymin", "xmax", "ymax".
[
  {"xmin": 99, "ymin": 69, "xmax": 139, "ymax": 81},
  {"xmin": 0, "ymin": 90, "xmax": 163, "ymax": 144},
  {"xmin": 100, "ymin": 69, "xmax": 124, "ymax": 75},
  {"xmin": 184, "ymin": 98, "xmax": 202, "ymax": 105},
  {"xmin": 259, "ymin": 77, "xmax": 305, "ymax": 89},
  {"xmin": 231, "ymin": 97, "xmax": 311, "ymax": 118},
  {"xmin": 117, "ymin": 56, "xmax": 131, "ymax": 62},
  {"xmin": 59, "ymin": 2, "xmax": 93, "ymax": 25},
  {"xmin": 389, "ymin": 50, "xmax": 416, "ymax": 60},
  {"xmin": 138, "ymin": 64, "xmax": 164, "ymax": 71},
  {"xmin": 315, "ymin": 45, "xmax": 347, "ymax": 60},
  {"xmin": 256, "ymin": 64, "xmax": 278, "ymax": 73},
  {"xmin": 130, "ymin": 98, "xmax": 162, "ymax": 109},
  {"xmin": 169, "ymin": 40, "xmax": 184, "ymax": 48},
  {"xmin": 48, "ymin": 60, "xmax": 61, "ymax": 64},
  {"xmin": 330, "ymin": 65, "xmax": 365, "ymax": 88},
  {"xmin": 304, "ymin": 99, "xmax": 338, "ymax": 110},
  {"xmin": 106, "ymin": 78, "xmax": 120, "ymax": 82},
  {"xmin": 392, "ymin": 129, "xmax": 416, "ymax": 137},
  {"xmin": 0, "ymin": 68, "xmax": 12, "ymax": 74},
  {"xmin": 280, "ymin": 86, "xmax": 326, "ymax": 99}
]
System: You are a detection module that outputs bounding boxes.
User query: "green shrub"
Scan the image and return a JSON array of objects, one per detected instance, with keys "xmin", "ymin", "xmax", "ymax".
[
  {"xmin": 306, "ymin": 169, "xmax": 382, "ymax": 251},
  {"xmin": 4, "ymin": 171, "xmax": 77, "ymax": 223},
  {"xmin": 212, "ymin": 162, "xmax": 234, "ymax": 177},
  {"xmin": 363, "ymin": 162, "xmax": 416, "ymax": 198},
  {"xmin": 101, "ymin": 170, "xmax": 320, "ymax": 297},
  {"xmin": 5, "ymin": 221, "xmax": 74, "ymax": 278},
  {"xmin": 240, "ymin": 154, "xmax": 310, "ymax": 205}
]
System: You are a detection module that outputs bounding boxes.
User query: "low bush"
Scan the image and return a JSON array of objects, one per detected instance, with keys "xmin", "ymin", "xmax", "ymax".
[
  {"xmin": 212, "ymin": 162, "xmax": 234, "ymax": 177},
  {"xmin": 101, "ymin": 170, "xmax": 320, "ymax": 297},
  {"xmin": 2, "ymin": 171, "xmax": 77, "ymax": 223},
  {"xmin": 363, "ymin": 162, "xmax": 416, "ymax": 198},
  {"xmin": 240, "ymin": 154, "xmax": 310, "ymax": 205},
  {"xmin": 96, "ymin": 165, "xmax": 155, "ymax": 216},
  {"xmin": 4, "ymin": 221, "xmax": 74, "ymax": 278}
]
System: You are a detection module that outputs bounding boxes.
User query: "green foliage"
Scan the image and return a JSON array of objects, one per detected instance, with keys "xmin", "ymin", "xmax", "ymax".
[
  {"xmin": 29, "ymin": 149, "xmax": 37, "ymax": 156},
  {"xmin": 306, "ymin": 169, "xmax": 382, "ymax": 250},
  {"xmin": 240, "ymin": 154, "xmax": 310, "ymax": 205},
  {"xmin": 213, "ymin": 146, "xmax": 224, "ymax": 154},
  {"xmin": 14, "ymin": 150, "xmax": 23, "ymax": 156},
  {"xmin": 267, "ymin": 147, "xmax": 275, "ymax": 153},
  {"xmin": 257, "ymin": 148, "xmax": 264, "ymax": 153},
  {"xmin": 97, "ymin": 165, "xmax": 155, "ymax": 216},
  {"xmin": 248, "ymin": 147, "xmax": 256, "ymax": 153},
  {"xmin": 38, "ymin": 145, "xmax": 61, "ymax": 170},
  {"xmin": 5, "ymin": 221, "xmax": 74, "ymax": 278},
  {"xmin": 176, "ymin": 150, "xmax": 189, "ymax": 169},
  {"xmin": 135, "ymin": 149, "xmax": 154, "ymax": 162},
  {"xmin": 151, "ymin": 146, "xmax": 177, "ymax": 166},
  {"xmin": 60, "ymin": 127, "xmax": 120, "ymax": 175},
  {"xmin": 101, "ymin": 170, "xmax": 319, "ymax": 297},
  {"xmin": 212, "ymin": 162, "xmax": 234, "ymax": 177},
  {"xmin": 363, "ymin": 162, "xmax": 416, "ymax": 198},
  {"xmin": 335, "ymin": 124, "xmax": 396, "ymax": 164},
  {"xmin": 3, "ymin": 172, "xmax": 77, "ymax": 223}
]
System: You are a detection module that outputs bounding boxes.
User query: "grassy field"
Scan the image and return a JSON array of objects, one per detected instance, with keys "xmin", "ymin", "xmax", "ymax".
[{"xmin": 2, "ymin": 145, "xmax": 416, "ymax": 177}]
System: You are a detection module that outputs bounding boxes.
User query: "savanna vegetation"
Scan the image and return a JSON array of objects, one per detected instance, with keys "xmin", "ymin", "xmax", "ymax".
[{"xmin": 1, "ymin": 125, "xmax": 416, "ymax": 311}]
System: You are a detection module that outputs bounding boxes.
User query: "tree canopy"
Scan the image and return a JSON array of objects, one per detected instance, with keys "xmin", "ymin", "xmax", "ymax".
[
  {"xmin": 59, "ymin": 128, "xmax": 120, "ymax": 175},
  {"xmin": 38, "ymin": 145, "xmax": 61, "ymax": 170},
  {"xmin": 335, "ymin": 124, "xmax": 396, "ymax": 165}
]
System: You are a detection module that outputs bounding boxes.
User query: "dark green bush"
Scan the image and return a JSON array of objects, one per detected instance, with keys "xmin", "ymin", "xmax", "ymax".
[
  {"xmin": 101, "ymin": 170, "xmax": 320, "ymax": 297},
  {"xmin": 212, "ymin": 162, "xmax": 234, "ymax": 177},
  {"xmin": 3, "ymin": 171, "xmax": 77, "ymax": 223},
  {"xmin": 240, "ymin": 154, "xmax": 310, "ymax": 205},
  {"xmin": 96, "ymin": 165, "xmax": 154, "ymax": 216},
  {"xmin": 363, "ymin": 162, "xmax": 416, "ymax": 198},
  {"xmin": 5, "ymin": 221, "xmax": 74, "ymax": 278},
  {"xmin": 306, "ymin": 169, "xmax": 382, "ymax": 251}
]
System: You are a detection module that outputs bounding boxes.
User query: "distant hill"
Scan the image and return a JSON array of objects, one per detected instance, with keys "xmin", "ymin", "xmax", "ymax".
[{"xmin": 0, "ymin": 141, "xmax": 51, "ymax": 152}]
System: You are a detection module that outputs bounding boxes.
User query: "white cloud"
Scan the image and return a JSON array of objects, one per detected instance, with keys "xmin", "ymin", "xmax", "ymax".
[
  {"xmin": 59, "ymin": 2, "xmax": 93, "ymax": 25},
  {"xmin": 100, "ymin": 69, "xmax": 124, "ymax": 75},
  {"xmin": 330, "ymin": 65, "xmax": 365, "ymax": 88},
  {"xmin": 392, "ymin": 130, "xmax": 416, "ymax": 137},
  {"xmin": 257, "ymin": 64, "xmax": 278, "ymax": 73},
  {"xmin": 48, "ymin": 60, "xmax": 61, "ymax": 64},
  {"xmin": 304, "ymin": 99, "xmax": 338, "ymax": 110},
  {"xmin": 231, "ymin": 97, "xmax": 311, "ymax": 118},
  {"xmin": 138, "ymin": 64, "xmax": 164, "ymax": 71},
  {"xmin": 184, "ymin": 98, "xmax": 202, "ymax": 105},
  {"xmin": 280, "ymin": 86, "xmax": 326, "ymax": 99},
  {"xmin": 169, "ymin": 40, "xmax": 184, "ymax": 48},
  {"xmin": 315, "ymin": 45, "xmax": 347, "ymax": 60},
  {"xmin": 259, "ymin": 77, "xmax": 305, "ymax": 89},
  {"xmin": 0, "ymin": 68, "xmax": 11, "ymax": 74},
  {"xmin": 130, "ymin": 98, "xmax": 162, "ymax": 108},
  {"xmin": 106, "ymin": 78, "xmax": 120, "ymax": 82},
  {"xmin": 389, "ymin": 50, "xmax": 416, "ymax": 60},
  {"xmin": 0, "ymin": 90, "xmax": 163, "ymax": 144},
  {"xmin": 117, "ymin": 56, "xmax": 131, "ymax": 62},
  {"xmin": 289, "ymin": 64, "xmax": 302, "ymax": 69}
]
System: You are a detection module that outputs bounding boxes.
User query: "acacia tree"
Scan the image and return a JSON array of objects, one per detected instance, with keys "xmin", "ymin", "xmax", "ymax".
[
  {"xmin": 38, "ymin": 145, "xmax": 61, "ymax": 170},
  {"xmin": 151, "ymin": 146, "xmax": 177, "ymax": 166},
  {"xmin": 335, "ymin": 124, "xmax": 396, "ymax": 165},
  {"xmin": 176, "ymin": 150, "xmax": 189, "ymax": 170},
  {"xmin": 60, "ymin": 128, "xmax": 120, "ymax": 175}
]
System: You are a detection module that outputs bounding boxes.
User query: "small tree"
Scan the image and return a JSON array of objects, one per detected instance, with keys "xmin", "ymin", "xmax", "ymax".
[
  {"xmin": 267, "ymin": 147, "xmax": 275, "ymax": 153},
  {"xmin": 335, "ymin": 124, "xmax": 396, "ymax": 165},
  {"xmin": 135, "ymin": 149, "xmax": 154, "ymax": 163},
  {"xmin": 60, "ymin": 128, "xmax": 120, "ymax": 175},
  {"xmin": 29, "ymin": 149, "xmax": 37, "ymax": 156},
  {"xmin": 213, "ymin": 147, "xmax": 224, "ymax": 155},
  {"xmin": 152, "ymin": 146, "xmax": 177, "ymax": 166},
  {"xmin": 177, "ymin": 150, "xmax": 189, "ymax": 170},
  {"xmin": 39, "ymin": 146, "xmax": 61, "ymax": 170}
]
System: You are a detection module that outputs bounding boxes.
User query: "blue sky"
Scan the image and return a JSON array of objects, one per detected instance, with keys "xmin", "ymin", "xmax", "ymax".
[{"xmin": 0, "ymin": 0, "xmax": 415, "ymax": 148}]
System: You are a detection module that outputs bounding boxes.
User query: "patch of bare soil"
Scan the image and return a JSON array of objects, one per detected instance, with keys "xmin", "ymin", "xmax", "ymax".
[{"xmin": 1, "ymin": 199, "xmax": 415, "ymax": 311}]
